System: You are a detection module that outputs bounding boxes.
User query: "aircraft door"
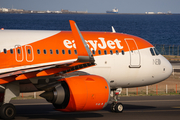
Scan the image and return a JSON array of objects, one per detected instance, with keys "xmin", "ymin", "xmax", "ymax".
[
  {"xmin": 15, "ymin": 45, "xmax": 24, "ymax": 62},
  {"xmin": 125, "ymin": 38, "xmax": 141, "ymax": 68},
  {"xmin": 25, "ymin": 45, "xmax": 34, "ymax": 62}
]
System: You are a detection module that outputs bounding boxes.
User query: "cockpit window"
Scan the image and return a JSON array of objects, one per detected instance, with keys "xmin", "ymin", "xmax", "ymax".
[
  {"xmin": 150, "ymin": 48, "xmax": 160, "ymax": 56},
  {"xmin": 150, "ymin": 48, "xmax": 155, "ymax": 56},
  {"xmin": 154, "ymin": 48, "xmax": 160, "ymax": 55}
]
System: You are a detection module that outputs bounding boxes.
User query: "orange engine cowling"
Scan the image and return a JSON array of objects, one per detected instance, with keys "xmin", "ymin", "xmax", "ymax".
[{"xmin": 40, "ymin": 75, "xmax": 110, "ymax": 112}]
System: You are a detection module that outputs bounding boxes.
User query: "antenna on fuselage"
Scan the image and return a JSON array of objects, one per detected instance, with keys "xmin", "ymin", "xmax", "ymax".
[{"xmin": 111, "ymin": 26, "xmax": 116, "ymax": 33}]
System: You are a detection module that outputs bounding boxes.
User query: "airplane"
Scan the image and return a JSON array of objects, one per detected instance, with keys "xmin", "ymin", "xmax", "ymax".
[{"xmin": 0, "ymin": 20, "xmax": 172, "ymax": 119}]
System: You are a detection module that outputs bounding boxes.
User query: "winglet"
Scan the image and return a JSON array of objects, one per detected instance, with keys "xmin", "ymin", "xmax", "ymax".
[
  {"xmin": 111, "ymin": 26, "xmax": 116, "ymax": 33},
  {"xmin": 69, "ymin": 20, "xmax": 94, "ymax": 63}
]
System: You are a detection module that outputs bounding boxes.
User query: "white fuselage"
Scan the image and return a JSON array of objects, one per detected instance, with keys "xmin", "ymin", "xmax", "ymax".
[{"xmin": 0, "ymin": 30, "xmax": 173, "ymax": 90}]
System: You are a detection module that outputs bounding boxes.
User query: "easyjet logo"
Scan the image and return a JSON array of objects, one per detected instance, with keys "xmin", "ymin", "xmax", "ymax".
[{"xmin": 63, "ymin": 37, "xmax": 123, "ymax": 51}]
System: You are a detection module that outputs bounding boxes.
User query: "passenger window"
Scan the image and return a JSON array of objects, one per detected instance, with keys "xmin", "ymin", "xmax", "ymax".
[
  {"xmin": 43, "ymin": 49, "xmax": 47, "ymax": 54},
  {"xmin": 74, "ymin": 50, "xmax": 77, "ymax": 55},
  {"xmin": 28, "ymin": 49, "xmax": 31, "ymax": 54},
  {"xmin": 154, "ymin": 48, "xmax": 160, "ymax": 55},
  {"xmin": 116, "ymin": 50, "xmax": 119, "ymax": 55},
  {"xmin": 98, "ymin": 50, "xmax": 101, "ymax": 55},
  {"xmin": 92, "ymin": 50, "xmax": 95, "ymax": 55},
  {"xmin": 150, "ymin": 48, "xmax": 155, "ymax": 56},
  {"xmin": 17, "ymin": 49, "xmax": 21, "ymax": 54},
  {"xmin": 56, "ymin": 49, "xmax": 59, "ymax": 54},
  {"xmin": 121, "ymin": 50, "xmax": 125, "ymax": 55},
  {"xmin": 37, "ymin": 49, "xmax": 40, "ymax": 54},
  {"xmin": 68, "ymin": 50, "xmax": 71, "ymax": 54},
  {"xmin": 104, "ymin": 50, "xmax": 107, "ymax": 55},
  {"xmin": 62, "ymin": 49, "xmax": 65, "ymax": 54},
  {"xmin": 10, "ymin": 49, "xmax": 13, "ymax": 54},
  {"xmin": 3, "ymin": 49, "xmax": 7, "ymax": 54},
  {"xmin": 50, "ymin": 49, "xmax": 53, "ymax": 54},
  {"xmin": 110, "ymin": 50, "xmax": 113, "ymax": 55}
]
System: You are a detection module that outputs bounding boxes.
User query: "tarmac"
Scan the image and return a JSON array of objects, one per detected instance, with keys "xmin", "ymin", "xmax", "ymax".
[{"xmin": 9, "ymin": 95, "xmax": 180, "ymax": 120}]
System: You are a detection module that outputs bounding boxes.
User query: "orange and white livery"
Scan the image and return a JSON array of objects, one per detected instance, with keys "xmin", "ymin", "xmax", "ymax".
[{"xmin": 0, "ymin": 20, "xmax": 172, "ymax": 119}]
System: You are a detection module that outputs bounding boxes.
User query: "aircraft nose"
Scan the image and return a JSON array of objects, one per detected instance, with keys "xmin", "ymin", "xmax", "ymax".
[{"xmin": 162, "ymin": 57, "xmax": 173, "ymax": 79}]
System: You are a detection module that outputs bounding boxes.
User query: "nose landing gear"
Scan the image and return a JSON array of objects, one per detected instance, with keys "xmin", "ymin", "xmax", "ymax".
[
  {"xmin": 110, "ymin": 88, "xmax": 124, "ymax": 113},
  {"xmin": 111, "ymin": 102, "xmax": 123, "ymax": 113}
]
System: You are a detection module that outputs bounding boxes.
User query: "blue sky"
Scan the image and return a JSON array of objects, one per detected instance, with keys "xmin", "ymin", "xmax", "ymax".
[{"xmin": 0, "ymin": 0, "xmax": 180, "ymax": 13}]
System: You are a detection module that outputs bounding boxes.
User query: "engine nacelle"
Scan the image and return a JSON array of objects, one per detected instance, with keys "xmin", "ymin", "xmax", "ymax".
[{"xmin": 40, "ymin": 75, "xmax": 110, "ymax": 112}]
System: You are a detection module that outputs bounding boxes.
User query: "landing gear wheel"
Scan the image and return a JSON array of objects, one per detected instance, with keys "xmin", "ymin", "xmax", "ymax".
[
  {"xmin": 110, "ymin": 102, "xmax": 116, "ymax": 112},
  {"xmin": 115, "ymin": 103, "xmax": 123, "ymax": 113},
  {"xmin": 0, "ymin": 103, "xmax": 16, "ymax": 120}
]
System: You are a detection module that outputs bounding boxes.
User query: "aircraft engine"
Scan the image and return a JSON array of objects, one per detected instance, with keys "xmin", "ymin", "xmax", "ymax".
[{"xmin": 40, "ymin": 75, "xmax": 110, "ymax": 112}]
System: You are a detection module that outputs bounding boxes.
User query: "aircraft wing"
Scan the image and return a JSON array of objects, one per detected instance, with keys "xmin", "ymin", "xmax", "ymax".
[{"xmin": 0, "ymin": 20, "xmax": 95, "ymax": 84}]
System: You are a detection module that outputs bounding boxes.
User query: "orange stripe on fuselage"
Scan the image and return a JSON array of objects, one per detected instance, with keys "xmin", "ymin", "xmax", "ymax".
[{"xmin": 0, "ymin": 31, "xmax": 153, "ymax": 70}]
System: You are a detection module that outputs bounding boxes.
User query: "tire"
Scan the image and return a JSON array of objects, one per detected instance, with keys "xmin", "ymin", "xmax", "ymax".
[
  {"xmin": 110, "ymin": 102, "xmax": 116, "ymax": 112},
  {"xmin": 0, "ymin": 103, "xmax": 16, "ymax": 120},
  {"xmin": 115, "ymin": 103, "xmax": 123, "ymax": 113}
]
